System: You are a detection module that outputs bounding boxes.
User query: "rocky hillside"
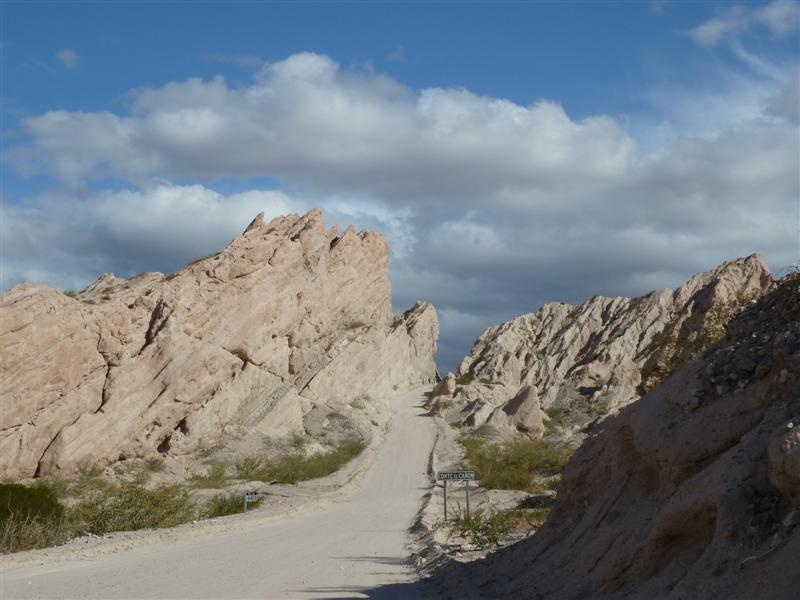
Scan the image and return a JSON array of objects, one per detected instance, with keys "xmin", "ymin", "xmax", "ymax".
[
  {"xmin": 433, "ymin": 255, "xmax": 774, "ymax": 438},
  {"xmin": 0, "ymin": 209, "xmax": 438, "ymax": 479},
  {"xmin": 429, "ymin": 271, "xmax": 800, "ymax": 599}
]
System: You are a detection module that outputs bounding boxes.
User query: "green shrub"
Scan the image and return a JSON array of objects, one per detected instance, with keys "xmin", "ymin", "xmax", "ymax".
[
  {"xmin": 456, "ymin": 372, "xmax": 476, "ymax": 386},
  {"xmin": 143, "ymin": 457, "xmax": 165, "ymax": 472},
  {"xmin": 204, "ymin": 493, "xmax": 260, "ymax": 518},
  {"xmin": 0, "ymin": 513, "xmax": 73, "ymax": 554},
  {"xmin": 235, "ymin": 457, "xmax": 268, "ymax": 481},
  {"xmin": 0, "ymin": 483, "xmax": 64, "ymax": 522},
  {"xmin": 35, "ymin": 476, "xmax": 70, "ymax": 499},
  {"xmin": 70, "ymin": 483, "xmax": 195, "ymax": 535},
  {"xmin": 460, "ymin": 436, "xmax": 572, "ymax": 492},
  {"xmin": 77, "ymin": 459, "xmax": 104, "ymax": 479},
  {"xmin": 237, "ymin": 440, "xmax": 365, "ymax": 485},
  {"xmin": 189, "ymin": 463, "xmax": 229, "ymax": 489},
  {"xmin": 291, "ymin": 432, "xmax": 307, "ymax": 450},
  {"xmin": 62, "ymin": 290, "xmax": 78, "ymax": 298},
  {"xmin": 450, "ymin": 507, "xmax": 549, "ymax": 548}
]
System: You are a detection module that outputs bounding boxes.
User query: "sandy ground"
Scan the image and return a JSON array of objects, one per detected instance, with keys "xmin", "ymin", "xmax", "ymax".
[{"xmin": 0, "ymin": 388, "xmax": 437, "ymax": 599}]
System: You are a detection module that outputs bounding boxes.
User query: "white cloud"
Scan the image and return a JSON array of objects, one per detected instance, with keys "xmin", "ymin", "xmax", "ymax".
[
  {"xmin": 55, "ymin": 49, "xmax": 79, "ymax": 69},
  {"xmin": 17, "ymin": 52, "xmax": 636, "ymax": 194},
  {"xmin": 688, "ymin": 0, "xmax": 799, "ymax": 46},
  {"xmin": 1, "ymin": 185, "xmax": 303, "ymax": 291},
  {"xmin": 755, "ymin": 0, "xmax": 800, "ymax": 36},
  {"xmin": 7, "ymin": 51, "xmax": 799, "ymax": 369}
]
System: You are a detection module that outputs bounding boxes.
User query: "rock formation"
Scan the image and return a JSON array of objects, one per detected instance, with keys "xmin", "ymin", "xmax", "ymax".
[
  {"xmin": 433, "ymin": 255, "xmax": 774, "ymax": 438},
  {"xmin": 0, "ymin": 209, "xmax": 438, "ymax": 479},
  {"xmin": 429, "ymin": 271, "xmax": 800, "ymax": 599}
]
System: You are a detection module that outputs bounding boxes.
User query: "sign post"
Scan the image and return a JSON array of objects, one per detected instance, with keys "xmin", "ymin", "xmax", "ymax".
[
  {"xmin": 243, "ymin": 491, "xmax": 258, "ymax": 512},
  {"xmin": 443, "ymin": 480, "xmax": 448, "ymax": 522},
  {"xmin": 436, "ymin": 471, "xmax": 476, "ymax": 522}
]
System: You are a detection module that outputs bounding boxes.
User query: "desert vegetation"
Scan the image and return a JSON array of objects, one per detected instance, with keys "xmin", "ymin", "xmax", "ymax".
[
  {"xmin": 450, "ymin": 504, "xmax": 551, "ymax": 548},
  {"xmin": 460, "ymin": 436, "xmax": 572, "ymax": 493},
  {"xmin": 0, "ymin": 437, "xmax": 366, "ymax": 554},
  {"xmin": 235, "ymin": 439, "xmax": 365, "ymax": 485},
  {"xmin": 0, "ymin": 477, "xmax": 196, "ymax": 554}
]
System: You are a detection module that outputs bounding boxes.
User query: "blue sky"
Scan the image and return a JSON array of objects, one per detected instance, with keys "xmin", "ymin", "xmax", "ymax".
[{"xmin": 2, "ymin": 1, "xmax": 799, "ymax": 370}]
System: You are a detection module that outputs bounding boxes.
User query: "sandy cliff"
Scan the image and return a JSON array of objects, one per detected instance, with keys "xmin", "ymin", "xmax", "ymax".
[
  {"xmin": 0, "ymin": 209, "xmax": 438, "ymax": 478},
  {"xmin": 434, "ymin": 255, "xmax": 775, "ymax": 439},
  {"xmin": 429, "ymin": 272, "xmax": 800, "ymax": 599}
]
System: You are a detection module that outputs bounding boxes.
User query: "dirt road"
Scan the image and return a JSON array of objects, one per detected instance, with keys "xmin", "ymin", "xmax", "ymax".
[{"xmin": 1, "ymin": 389, "xmax": 436, "ymax": 599}]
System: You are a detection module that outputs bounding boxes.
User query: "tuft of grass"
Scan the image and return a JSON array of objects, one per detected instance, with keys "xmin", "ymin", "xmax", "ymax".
[
  {"xmin": 1, "ymin": 513, "xmax": 73, "ymax": 554},
  {"xmin": 143, "ymin": 457, "xmax": 165, "ymax": 473},
  {"xmin": 70, "ymin": 483, "xmax": 195, "ymax": 535},
  {"xmin": 189, "ymin": 463, "xmax": 229, "ymax": 489},
  {"xmin": 290, "ymin": 432, "xmax": 306, "ymax": 450},
  {"xmin": 62, "ymin": 290, "xmax": 78, "ymax": 298},
  {"xmin": 450, "ymin": 507, "xmax": 549, "ymax": 548},
  {"xmin": 77, "ymin": 459, "xmax": 104, "ymax": 479},
  {"xmin": 70, "ymin": 460, "xmax": 110, "ymax": 495},
  {"xmin": 204, "ymin": 492, "xmax": 260, "ymax": 518},
  {"xmin": 164, "ymin": 272, "xmax": 178, "ymax": 281},
  {"xmin": 34, "ymin": 476, "xmax": 70, "ymax": 499},
  {"xmin": 235, "ymin": 457, "xmax": 267, "ymax": 481},
  {"xmin": 460, "ymin": 436, "xmax": 573, "ymax": 492},
  {"xmin": 456, "ymin": 372, "xmax": 476, "ymax": 386},
  {"xmin": 236, "ymin": 439, "xmax": 365, "ymax": 485}
]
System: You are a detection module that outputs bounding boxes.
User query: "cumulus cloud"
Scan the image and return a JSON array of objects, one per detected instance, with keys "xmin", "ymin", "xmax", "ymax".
[
  {"xmin": 55, "ymin": 49, "xmax": 79, "ymax": 69},
  {"xmin": 688, "ymin": 0, "xmax": 799, "ymax": 46},
  {"xmin": 7, "ymin": 52, "xmax": 799, "ymax": 370},
  {"xmin": 17, "ymin": 52, "xmax": 636, "ymax": 195},
  {"xmin": 1, "ymin": 185, "xmax": 302, "ymax": 291}
]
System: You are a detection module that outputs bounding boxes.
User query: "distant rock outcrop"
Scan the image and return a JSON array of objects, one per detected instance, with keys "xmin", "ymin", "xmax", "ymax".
[
  {"xmin": 0, "ymin": 209, "xmax": 438, "ymax": 479},
  {"xmin": 435, "ymin": 255, "xmax": 774, "ymax": 438},
  {"xmin": 429, "ymin": 272, "xmax": 800, "ymax": 599}
]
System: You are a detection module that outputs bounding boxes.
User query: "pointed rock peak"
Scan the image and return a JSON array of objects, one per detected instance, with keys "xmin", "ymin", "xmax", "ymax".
[
  {"xmin": 244, "ymin": 212, "xmax": 265, "ymax": 234},
  {"xmin": 303, "ymin": 208, "xmax": 324, "ymax": 224}
]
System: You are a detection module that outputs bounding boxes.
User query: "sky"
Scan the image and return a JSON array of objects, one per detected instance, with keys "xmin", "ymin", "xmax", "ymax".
[{"xmin": 1, "ymin": 1, "xmax": 799, "ymax": 372}]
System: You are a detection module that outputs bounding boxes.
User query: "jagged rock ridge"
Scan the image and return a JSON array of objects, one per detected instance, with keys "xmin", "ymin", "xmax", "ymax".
[
  {"xmin": 429, "ymin": 272, "xmax": 800, "ymax": 599},
  {"xmin": 0, "ymin": 209, "xmax": 439, "ymax": 479},
  {"xmin": 434, "ymin": 255, "xmax": 774, "ymax": 438}
]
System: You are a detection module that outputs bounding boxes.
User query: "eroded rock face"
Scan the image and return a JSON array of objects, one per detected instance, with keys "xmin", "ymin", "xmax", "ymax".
[
  {"xmin": 430, "ymin": 274, "xmax": 800, "ymax": 599},
  {"xmin": 442, "ymin": 255, "xmax": 775, "ymax": 437},
  {"xmin": 0, "ymin": 209, "xmax": 439, "ymax": 478}
]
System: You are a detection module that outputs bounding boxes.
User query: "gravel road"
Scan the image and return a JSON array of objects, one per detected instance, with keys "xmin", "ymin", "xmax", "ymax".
[{"xmin": 1, "ymin": 389, "xmax": 436, "ymax": 599}]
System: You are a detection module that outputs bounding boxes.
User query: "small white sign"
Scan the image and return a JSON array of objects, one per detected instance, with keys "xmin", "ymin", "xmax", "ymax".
[{"xmin": 437, "ymin": 470, "xmax": 476, "ymax": 481}]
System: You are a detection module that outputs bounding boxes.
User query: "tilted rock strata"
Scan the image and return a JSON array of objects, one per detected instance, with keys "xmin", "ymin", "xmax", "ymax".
[
  {"xmin": 430, "ymin": 275, "xmax": 800, "ymax": 599},
  {"xmin": 439, "ymin": 254, "xmax": 774, "ymax": 437},
  {"xmin": 0, "ymin": 209, "xmax": 438, "ymax": 478}
]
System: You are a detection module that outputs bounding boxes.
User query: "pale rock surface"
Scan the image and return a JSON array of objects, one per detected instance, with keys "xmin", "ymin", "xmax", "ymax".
[
  {"xmin": 429, "ymin": 274, "xmax": 800, "ymax": 599},
  {"xmin": 0, "ymin": 209, "xmax": 438, "ymax": 478},
  {"xmin": 444, "ymin": 255, "xmax": 775, "ymax": 437}
]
